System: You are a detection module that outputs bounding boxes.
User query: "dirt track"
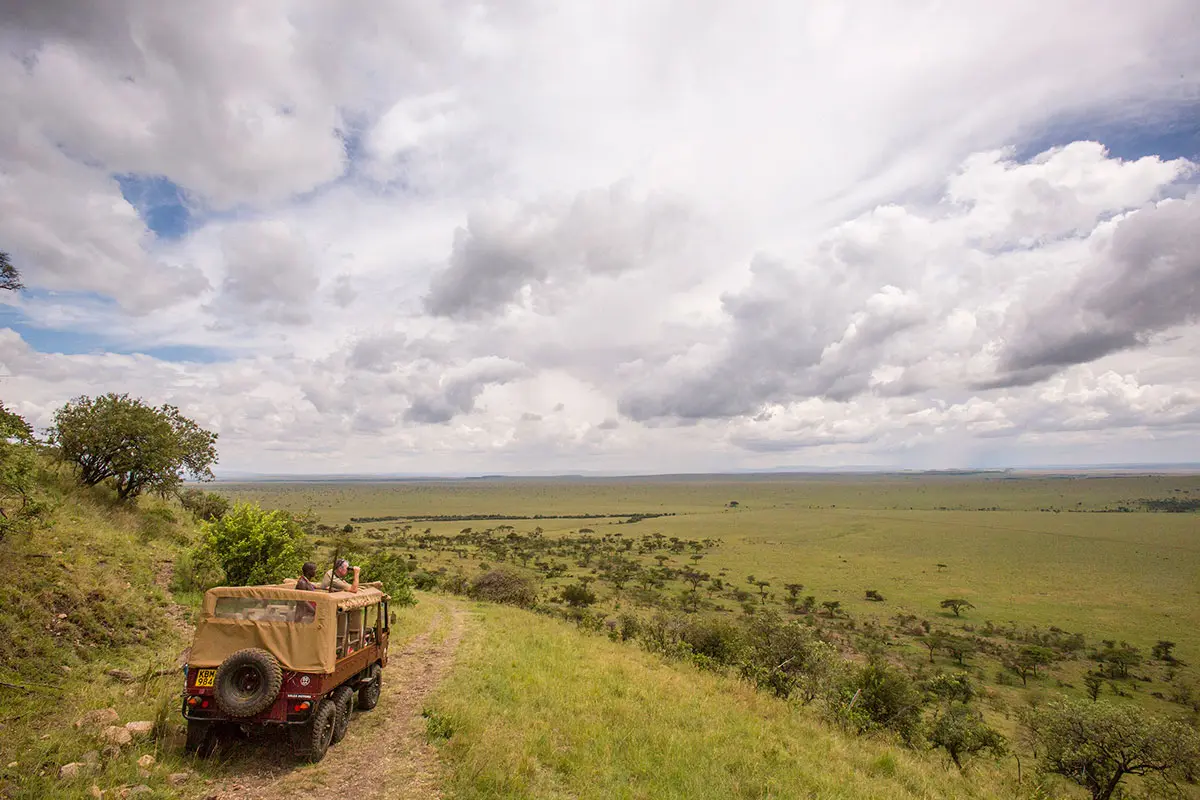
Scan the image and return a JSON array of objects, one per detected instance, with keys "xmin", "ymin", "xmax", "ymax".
[{"xmin": 203, "ymin": 600, "xmax": 468, "ymax": 800}]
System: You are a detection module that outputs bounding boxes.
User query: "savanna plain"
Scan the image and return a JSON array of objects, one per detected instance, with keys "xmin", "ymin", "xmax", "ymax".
[{"xmin": 212, "ymin": 472, "xmax": 1200, "ymax": 800}]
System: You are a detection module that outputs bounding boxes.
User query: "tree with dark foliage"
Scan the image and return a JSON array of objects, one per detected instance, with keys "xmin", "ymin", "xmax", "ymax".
[{"xmin": 51, "ymin": 393, "xmax": 218, "ymax": 501}]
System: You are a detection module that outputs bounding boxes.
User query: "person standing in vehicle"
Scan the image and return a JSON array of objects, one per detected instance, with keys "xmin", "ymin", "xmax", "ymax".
[
  {"xmin": 295, "ymin": 562, "xmax": 320, "ymax": 591},
  {"xmin": 321, "ymin": 559, "xmax": 360, "ymax": 593}
]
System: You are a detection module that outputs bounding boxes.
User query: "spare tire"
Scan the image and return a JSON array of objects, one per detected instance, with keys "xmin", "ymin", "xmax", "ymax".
[{"xmin": 213, "ymin": 648, "xmax": 283, "ymax": 717}]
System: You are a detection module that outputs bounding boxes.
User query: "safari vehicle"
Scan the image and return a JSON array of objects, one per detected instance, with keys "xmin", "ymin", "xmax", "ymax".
[{"xmin": 181, "ymin": 582, "xmax": 390, "ymax": 761}]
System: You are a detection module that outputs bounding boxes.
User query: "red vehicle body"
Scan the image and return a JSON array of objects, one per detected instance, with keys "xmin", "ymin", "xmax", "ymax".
[{"xmin": 182, "ymin": 584, "xmax": 390, "ymax": 761}]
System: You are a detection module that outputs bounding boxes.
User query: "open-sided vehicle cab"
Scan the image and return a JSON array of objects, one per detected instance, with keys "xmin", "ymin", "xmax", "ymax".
[{"xmin": 182, "ymin": 583, "xmax": 390, "ymax": 762}]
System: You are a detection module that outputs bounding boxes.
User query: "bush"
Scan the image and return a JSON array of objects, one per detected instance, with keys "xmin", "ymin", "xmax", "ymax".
[
  {"xmin": 178, "ymin": 487, "xmax": 230, "ymax": 522},
  {"xmin": 468, "ymin": 569, "xmax": 538, "ymax": 608},
  {"xmin": 357, "ymin": 548, "xmax": 416, "ymax": 606},
  {"xmin": 739, "ymin": 610, "xmax": 822, "ymax": 699},
  {"xmin": 194, "ymin": 502, "xmax": 311, "ymax": 586},
  {"xmin": 562, "ymin": 582, "xmax": 597, "ymax": 608},
  {"xmin": 928, "ymin": 703, "xmax": 1006, "ymax": 768},
  {"xmin": 612, "ymin": 612, "xmax": 641, "ymax": 642},
  {"xmin": 410, "ymin": 570, "xmax": 441, "ymax": 590},
  {"xmin": 171, "ymin": 546, "xmax": 226, "ymax": 593},
  {"xmin": 839, "ymin": 660, "xmax": 926, "ymax": 744},
  {"xmin": 680, "ymin": 616, "xmax": 743, "ymax": 665},
  {"xmin": 0, "ymin": 403, "xmax": 48, "ymax": 541}
]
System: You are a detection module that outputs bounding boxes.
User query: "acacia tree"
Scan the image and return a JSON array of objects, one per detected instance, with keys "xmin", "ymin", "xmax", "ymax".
[
  {"xmin": 1151, "ymin": 640, "xmax": 1176, "ymax": 662},
  {"xmin": 1005, "ymin": 645, "xmax": 1056, "ymax": 687},
  {"xmin": 1021, "ymin": 699, "xmax": 1200, "ymax": 800},
  {"xmin": 50, "ymin": 393, "xmax": 217, "ymax": 501},
  {"xmin": 940, "ymin": 598, "xmax": 975, "ymax": 617}
]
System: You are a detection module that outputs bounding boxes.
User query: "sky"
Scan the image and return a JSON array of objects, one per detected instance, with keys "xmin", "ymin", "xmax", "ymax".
[{"xmin": 1, "ymin": 1, "xmax": 1199, "ymax": 476}]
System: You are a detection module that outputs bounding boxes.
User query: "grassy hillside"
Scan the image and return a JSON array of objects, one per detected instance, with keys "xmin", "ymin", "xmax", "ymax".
[
  {"xmin": 0, "ymin": 466, "xmax": 204, "ymax": 798},
  {"xmin": 0, "ymin": 464, "xmax": 441, "ymax": 800},
  {"xmin": 427, "ymin": 601, "xmax": 1020, "ymax": 799}
]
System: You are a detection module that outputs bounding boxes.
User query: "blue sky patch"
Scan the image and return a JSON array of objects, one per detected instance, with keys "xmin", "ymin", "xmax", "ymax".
[
  {"xmin": 1, "ymin": 299, "xmax": 228, "ymax": 363},
  {"xmin": 7, "ymin": 322, "xmax": 229, "ymax": 362},
  {"xmin": 1019, "ymin": 104, "xmax": 1200, "ymax": 164},
  {"xmin": 116, "ymin": 173, "xmax": 192, "ymax": 239}
]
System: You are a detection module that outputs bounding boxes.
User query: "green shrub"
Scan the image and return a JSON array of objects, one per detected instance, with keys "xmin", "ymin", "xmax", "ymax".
[
  {"xmin": 928, "ymin": 703, "xmax": 1006, "ymax": 768},
  {"xmin": 839, "ymin": 660, "xmax": 926, "ymax": 744},
  {"xmin": 357, "ymin": 548, "xmax": 416, "ymax": 606},
  {"xmin": 177, "ymin": 487, "xmax": 230, "ymax": 522},
  {"xmin": 680, "ymin": 616, "xmax": 744, "ymax": 666},
  {"xmin": 411, "ymin": 569, "xmax": 441, "ymax": 590},
  {"xmin": 561, "ymin": 582, "xmax": 597, "ymax": 608},
  {"xmin": 738, "ymin": 610, "xmax": 822, "ymax": 699},
  {"xmin": 0, "ymin": 404, "xmax": 49, "ymax": 541},
  {"xmin": 468, "ymin": 569, "xmax": 538, "ymax": 608},
  {"xmin": 171, "ymin": 546, "xmax": 226, "ymax": 593},
  {"xmin": 194, "ymin": 502, "xmax": 311, "ymax": 586}
]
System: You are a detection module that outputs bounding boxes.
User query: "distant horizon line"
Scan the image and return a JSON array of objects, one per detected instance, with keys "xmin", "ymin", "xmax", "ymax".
[{"xmin": 203, "ymin": 462, "xmax": 1200, "ymax": 482}]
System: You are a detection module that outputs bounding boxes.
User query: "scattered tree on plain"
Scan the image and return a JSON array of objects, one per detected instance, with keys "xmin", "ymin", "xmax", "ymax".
[
  {"xmin": 940, "ymin": 598, "xmax": 975, "ymax": 617},
  {"xmin": 50, "ymin": 393, "xmax": 218, "ymax": 501},
  {"xmin": 1151, "ymin": 640, "xmax": 1176, "ymax": 662},
  {"xmin": 1095, "ymin": 640, "xmax": 1142, "ymax": 679}
]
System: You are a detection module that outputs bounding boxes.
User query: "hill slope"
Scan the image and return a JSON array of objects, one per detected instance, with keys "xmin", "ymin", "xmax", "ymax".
[
  {"xmin": 0, "ymin": 469, "xmax": 202, "ymax": 798},
  {"xmin": 426, "ymin": 602, "xmax": 1018, "ymax": 800}
]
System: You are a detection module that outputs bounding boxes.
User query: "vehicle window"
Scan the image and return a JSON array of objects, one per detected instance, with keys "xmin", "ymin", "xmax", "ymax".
[
  {"xmin": 214, "ymin": 597, "xmax": 316, "ymax": 624},
  {"xmin": 364, "ymin": 603, "xmax": 378, "ymax": 629}
]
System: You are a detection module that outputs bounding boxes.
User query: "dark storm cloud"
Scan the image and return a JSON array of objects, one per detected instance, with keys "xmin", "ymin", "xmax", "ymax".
[{"xmin": 998, "ymin": 195, "xmax": 1200, "ymax": 377}]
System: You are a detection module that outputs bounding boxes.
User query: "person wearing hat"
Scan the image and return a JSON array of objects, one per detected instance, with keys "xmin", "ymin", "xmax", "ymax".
[{"xmin": 321, "ymin": 558, "xmax": 361, "ymax": 593}]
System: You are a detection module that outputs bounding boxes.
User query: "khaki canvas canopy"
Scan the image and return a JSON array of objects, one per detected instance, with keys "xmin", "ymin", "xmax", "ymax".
[{"xmin": 189, "ymin": 585, "xmax": 388, "ymax": 674}]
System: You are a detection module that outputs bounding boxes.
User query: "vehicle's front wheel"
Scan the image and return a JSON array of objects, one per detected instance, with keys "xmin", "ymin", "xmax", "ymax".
[
  {"xmin": 331, "ymin": 685, "xmax": 354, "ymax": 744},
  {"xmin": 184, "ymin": 720, "xmax": 218, "ymax": 758},
  {"xmin": 357, "ymin": 664, "xmax": 382, "ymax": 711},
  {"xmin": 291, "ymin": 699, "xmax": 335, "ymax": 763}
]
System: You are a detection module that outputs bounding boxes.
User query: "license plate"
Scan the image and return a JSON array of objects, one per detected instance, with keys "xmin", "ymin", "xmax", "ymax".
[{"xmin": 195, "ymin": 669, "xmax": 216, "ymax": 688}]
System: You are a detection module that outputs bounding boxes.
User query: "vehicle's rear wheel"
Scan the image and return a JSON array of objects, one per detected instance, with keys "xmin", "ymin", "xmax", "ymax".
[
  {"xmin": 184, "ymin": 720, "xmax": 218, "ymax": 758},
  {"xmin": 291, "ymin": 699, "xmax": 335, "ymax": 763},
  {"xmin": 331, "ymin": 685, "xmax": 354, "ymax": 744},
  {"xmin": 213, "ymin": 648, "xmax": 283, "ymax": 718},
  {"xmin": 357, "ymin": 664, "xmax": 382, "ymax": 711}
]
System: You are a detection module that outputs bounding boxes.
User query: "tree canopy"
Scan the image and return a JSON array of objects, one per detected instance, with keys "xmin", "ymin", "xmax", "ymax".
[
  {"xmin": 0, "ymin": 252, "xmax": 23, "ymax": 293},
  {"xmin": 940, "ymin": 598, "xmax": 975, "ymax": 617},
  {"xmin": 50, "ymin": 393, "xmax": 218, "ymax": 501},
  {"xmin": 1021, "ymin": 699, "xmax": 1200, "ymax": 800},
  {"xmin": 0, "ymin": 403, "xmax": 44, "ymax": 540}
]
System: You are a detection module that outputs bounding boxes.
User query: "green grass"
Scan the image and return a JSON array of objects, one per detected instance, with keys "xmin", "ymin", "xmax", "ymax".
[
  {"xmin": 429, "ymin": 601, "xmax": 1020, "ymax": 800},
  {"xmin": 214, "ymin": 474, "xmax": 1200, "ymax": 663}
]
